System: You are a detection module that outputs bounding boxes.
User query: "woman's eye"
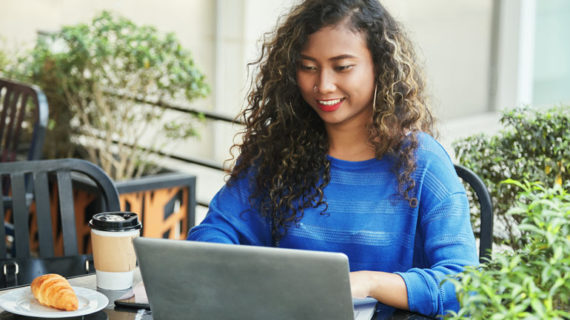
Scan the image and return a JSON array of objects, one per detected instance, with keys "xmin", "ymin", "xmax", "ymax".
[
  {"xmin": 335, "ymin": 65, "xmax": 353, "ymax": 71},
  {"xmin": 300, "ymin": 65, "xmax": 317, "ymax": 71}
]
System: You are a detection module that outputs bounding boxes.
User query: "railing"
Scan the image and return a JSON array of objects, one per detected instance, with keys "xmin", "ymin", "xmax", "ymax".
[
  {"xmin": 109, "ymin": 93, "xmax": 241, "ymax": 208},
  {"xmin": 100, "ymin": 90, "xmax": 239, "ymax": 173},
  {"xmin": 104, "ymin": 91, "xmax": 244, "ymax": 127}
]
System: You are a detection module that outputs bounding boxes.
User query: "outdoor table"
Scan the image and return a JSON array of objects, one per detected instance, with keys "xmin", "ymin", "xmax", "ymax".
[{"xmin": 0, "ymin": 269, "xmax": 434, "ymax": 319}]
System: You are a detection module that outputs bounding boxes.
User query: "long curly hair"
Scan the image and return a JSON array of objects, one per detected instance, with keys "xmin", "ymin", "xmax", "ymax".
[{"xmin": 229, "ymin": 0, "xmax": 435, "ymax": 243}]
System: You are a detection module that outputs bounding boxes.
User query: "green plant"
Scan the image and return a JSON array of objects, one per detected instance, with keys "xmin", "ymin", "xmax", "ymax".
[
  {"xmin": 0, "ymin": 50, "xmax": 8, "ymax": 72},
  {"xmin": 6, "ymin": 11, "xmax": 209, "ymax": 180},
  {"xmin": 446, "ymin": 181, "xmax": 570, "ymax": 319},
  {"xmin": 453, "ymin": 106, "xmax": 570, "ymax": 248},
  {"xmin": 0, "ymin": 36, "xmax": 15, "ymax": 75}
]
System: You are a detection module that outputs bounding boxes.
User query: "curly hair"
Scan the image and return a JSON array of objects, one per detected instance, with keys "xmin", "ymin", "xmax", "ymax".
[{"xmin": 229, "ymin": 0, "xmax": 435, "ymax": 243}]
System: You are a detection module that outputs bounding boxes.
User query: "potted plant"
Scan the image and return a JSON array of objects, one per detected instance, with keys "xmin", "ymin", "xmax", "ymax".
[
  {"xmin": 446, "ymin": 181, "xmax": 570, "ymax": 319},
  {"xmin": 7, "ymin": 11, "xmax": 209, "ymax": 179},
  {"xmin": 452, "ymin": 106, "xmax": 569, "ymax": 249},
  {"xmin": 5, "ymin": 11, "xmax": 208, "ymax": 249}
]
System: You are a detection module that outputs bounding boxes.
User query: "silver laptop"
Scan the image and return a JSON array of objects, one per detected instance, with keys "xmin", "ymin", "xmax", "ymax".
[{"xmin": 133, "ymin": 237, "xmax": 377, "ymax": 320}]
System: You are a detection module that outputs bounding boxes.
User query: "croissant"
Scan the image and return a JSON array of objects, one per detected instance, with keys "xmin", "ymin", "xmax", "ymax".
[{"xmin": 31, "ymin": 274, "xmax": 79, "ymax": 311}]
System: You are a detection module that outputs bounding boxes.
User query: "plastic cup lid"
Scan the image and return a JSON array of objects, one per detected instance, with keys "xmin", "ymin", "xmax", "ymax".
[{"xmin": 89, "ymin": 211, "xmax": 142, "ymax": 232}]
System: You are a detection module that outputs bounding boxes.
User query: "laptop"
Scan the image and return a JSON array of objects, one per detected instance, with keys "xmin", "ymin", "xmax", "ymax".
[{"xmin": 133, "ymin": 237, "xmax": 377, "ymax": 320}]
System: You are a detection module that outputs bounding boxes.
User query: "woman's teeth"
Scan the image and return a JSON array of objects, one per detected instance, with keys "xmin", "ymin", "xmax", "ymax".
[{"xmin": 318, "ymin": 98, "xmax": 342, "ymax": 105}]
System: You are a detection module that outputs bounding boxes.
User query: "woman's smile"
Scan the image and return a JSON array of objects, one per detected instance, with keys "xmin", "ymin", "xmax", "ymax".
[{"xmin": 317, "ymin": 98, "xmax": 345, "ymax": 112}]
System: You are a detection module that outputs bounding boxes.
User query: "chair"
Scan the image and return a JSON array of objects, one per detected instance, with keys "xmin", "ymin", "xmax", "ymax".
[
  {"xmin": 454, "ymin": 164, "xmax": 494, "ymax": 262},
  {"xmin": 0, "ymin": 78, "xmax": 49, "ymax": 162},
  {"xmin": 0, "ymin": 78, "xmax": 49, "ymax": 223},
  {"xmin": 0, "ymin": 158, "xmax": 120, "ymax": 287}
]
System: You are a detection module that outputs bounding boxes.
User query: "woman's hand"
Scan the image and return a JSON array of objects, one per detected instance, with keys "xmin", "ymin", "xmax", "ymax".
[
  {"xmin": 349, "ymin": 271, "xmax": 374, "ymax": 298},
  {"xmin": 349, "ymin": 270, "xmax": 409, "ymax": 310}
]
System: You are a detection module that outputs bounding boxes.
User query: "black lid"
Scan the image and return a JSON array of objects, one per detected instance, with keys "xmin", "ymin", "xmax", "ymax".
[{"xmin": 89, "ymin": 212, "xmax": 142, "ymax": 232}]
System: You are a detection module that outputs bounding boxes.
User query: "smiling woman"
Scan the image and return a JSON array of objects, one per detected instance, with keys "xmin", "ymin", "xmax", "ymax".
[
  {"xmin": 187, "ymin": 0, "xmax": 479, "ymax": 318},
  {"xmin": 296, "ymin": 18, "xmax": 376, "ymax": 160}
]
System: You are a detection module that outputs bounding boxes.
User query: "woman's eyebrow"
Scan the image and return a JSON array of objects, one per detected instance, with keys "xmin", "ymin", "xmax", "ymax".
[
  {"xmin": 330, "ymin": 54, "xmax": 358, "ymax": 61},
  {"xmin": 299, "ymin": 54, "xmax": 357, "ymax": 61},
  {"xmin": 299, "ymin": 54, "xmax": 317, "ymax": 61}
]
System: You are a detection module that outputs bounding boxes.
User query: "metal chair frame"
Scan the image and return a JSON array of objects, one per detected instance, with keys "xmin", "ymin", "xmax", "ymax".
[
  {"xmin": 454, "ymin": 164, "xmax": 494, "ymax": 262},
  {"xmin": 0, "ymin": 159, "xmax": 120, "ymax": 259},
  {"xmin": 0, "ymin": 78, "xmax": 48, "ymax": 162}
]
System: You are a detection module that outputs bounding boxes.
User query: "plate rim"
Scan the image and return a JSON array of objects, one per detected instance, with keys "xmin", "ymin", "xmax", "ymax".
[{"xmin": 0, "ymin": 286, "xmax": 109, "ymax": 318}]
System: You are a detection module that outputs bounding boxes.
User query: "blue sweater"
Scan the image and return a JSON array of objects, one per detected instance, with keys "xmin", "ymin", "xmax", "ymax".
[{"xmin": 188, "ymin": 133, "xmax": 478, "ymax": 317}]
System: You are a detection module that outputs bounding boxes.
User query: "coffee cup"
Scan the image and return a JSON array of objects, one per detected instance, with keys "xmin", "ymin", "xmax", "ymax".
[{"xmin": 89, "ymin": 211, "xmax": 142, "ymax": 290}]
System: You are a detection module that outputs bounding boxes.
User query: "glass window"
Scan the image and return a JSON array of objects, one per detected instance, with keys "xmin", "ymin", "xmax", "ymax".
[{"xmin": 533, "ymin": 0, "xmax": 570, "ymax": 106}]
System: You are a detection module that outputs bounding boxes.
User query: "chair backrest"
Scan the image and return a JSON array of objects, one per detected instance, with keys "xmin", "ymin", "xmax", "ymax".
[
  {"xmin": 454, "ymin": 164, "xmax": 494, "ymax": 262},
  {"xmin": 0, "ymin": 159, "xmax": 120, "ymax": 259},
  {"xmin": 0, "ymin": 78, "xmax": 49, "ymax": 162}
]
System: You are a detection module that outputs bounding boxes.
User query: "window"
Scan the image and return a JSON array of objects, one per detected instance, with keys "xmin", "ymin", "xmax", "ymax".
[{"xmin": 532, "ymin": 0, "xmax": 570, "ymax": 106}]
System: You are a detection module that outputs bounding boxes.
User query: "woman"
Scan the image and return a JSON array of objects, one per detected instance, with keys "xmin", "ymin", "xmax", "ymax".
[{"xmin": 188, "ymin": 0, "xmax": 478, "ymax": 317}]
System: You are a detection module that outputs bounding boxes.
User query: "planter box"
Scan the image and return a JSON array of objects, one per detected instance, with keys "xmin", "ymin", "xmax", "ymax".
[
  {"xmin": 116, "ymin": 173, "xmax": 197, "ymax": 240},
  {"xmin": 5, "ymin": 172, "xmax": 196, "ymax": 256},
  {"xmin": 73, "ymin": 172, "xmax": 197, "ymax": 254}
]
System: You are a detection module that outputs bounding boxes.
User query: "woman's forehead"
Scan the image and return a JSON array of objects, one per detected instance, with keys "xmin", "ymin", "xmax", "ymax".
[{"xmin": 300, "ymin": 22, "xmax": 369, "ymax": 59}]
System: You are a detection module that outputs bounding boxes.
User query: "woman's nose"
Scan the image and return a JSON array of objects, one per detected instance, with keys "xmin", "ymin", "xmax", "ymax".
[{"xmin": 315, "ymin": 70, "xmax": 336, "ymax": 93}]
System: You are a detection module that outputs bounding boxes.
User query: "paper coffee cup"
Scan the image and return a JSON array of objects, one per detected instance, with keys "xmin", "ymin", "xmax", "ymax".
[{"xmin": 89, "ymin": 212, "xmax": 142, "ymax": 290}]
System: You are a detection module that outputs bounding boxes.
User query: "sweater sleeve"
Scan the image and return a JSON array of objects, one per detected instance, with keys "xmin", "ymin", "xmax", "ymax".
[
  {"xmin": 187, "ymin": 176, "xmax": 271, "ymax": 246},
  {"xmin": 396, "ymin": 137, "xmax": 479, "ymax": 316}
]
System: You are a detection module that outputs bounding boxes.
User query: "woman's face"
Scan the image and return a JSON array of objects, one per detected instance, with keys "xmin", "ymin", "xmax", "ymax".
[{"xmin": 296, "ymin": 21, "xmax": 375, "ymax": 130}]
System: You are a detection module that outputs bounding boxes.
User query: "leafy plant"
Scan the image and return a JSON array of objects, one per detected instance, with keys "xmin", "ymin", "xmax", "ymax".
[
  {"xmin": 6, "ymin": 11, "xmax": 209, "ymax": 180},
  {"xmin": 0, "ymin": 37, "xmax": 17, "ymax": 76},
  {"xmin": 446, "ymin": 181, "xmax": 570, "ymax": 319},
  {"xmin": 0, "ymin": 49, "xmax": 8, "ymax": 72},
  {"xmin": 453, "ymin": 106, "xmax": 570, "ymax": 249}
]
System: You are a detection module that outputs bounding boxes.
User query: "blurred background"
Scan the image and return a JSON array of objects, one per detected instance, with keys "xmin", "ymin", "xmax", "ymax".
[{"xmin": 1, "ymin": 0, "xmax": 569, "ymax": 222}]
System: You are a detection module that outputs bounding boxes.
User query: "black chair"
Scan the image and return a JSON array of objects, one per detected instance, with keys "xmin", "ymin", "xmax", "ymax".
[
  {"xmin": 1, "ymin": 78, "xmax": 49, "ymax": 223},
  {"xmin": 0, "ymin": 78, "xmax": 48, "ymax": 162},
  {"xmin": 454, "ymin": 164, "xmax": 493, "ymax": 262},
  {"xmin": 0, "ymin": 158, "xmax": 121, "ymax": 287}
]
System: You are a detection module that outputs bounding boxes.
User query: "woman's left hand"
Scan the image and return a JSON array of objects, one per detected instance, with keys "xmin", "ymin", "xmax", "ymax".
[
  {"xmin": 349, "ymin": 270, "xmax": 409, "ymax": 310},
  {"xmin": 349, "ymin": 271, "xmax": 373, "ymax": 298}
]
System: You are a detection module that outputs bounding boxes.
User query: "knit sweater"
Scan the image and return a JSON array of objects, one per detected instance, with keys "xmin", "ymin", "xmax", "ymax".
[{"xmin": 187, "ymin": 133, "xmax": 478, "ymax": 317}]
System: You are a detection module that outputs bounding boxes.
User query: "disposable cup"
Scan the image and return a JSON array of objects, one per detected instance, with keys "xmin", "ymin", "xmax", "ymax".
[{"xmin": 89, "ymin": 211, "xmax": 142, "ymax": 290}]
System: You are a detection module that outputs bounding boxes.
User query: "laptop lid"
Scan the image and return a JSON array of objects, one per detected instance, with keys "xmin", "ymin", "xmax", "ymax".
[{"xmin": 133, "ymin": 237, "xmax": 356, "ymax": 320}]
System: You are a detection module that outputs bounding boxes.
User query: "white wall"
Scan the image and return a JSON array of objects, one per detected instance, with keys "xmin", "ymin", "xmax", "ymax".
[
  {"xmin": 0, "ymin": 1, "xmax": 215, "ymax": 71},
  {"xmin": 493, "ymin": 0, "xmax": 536, "ymax": 110},
  {"xmin": 382, "ymin": 0, "xmax": 494, "ymax": 120},
  {"xmin": 216, "ymin": 0, "xmax": 495, "ymax": 121}
]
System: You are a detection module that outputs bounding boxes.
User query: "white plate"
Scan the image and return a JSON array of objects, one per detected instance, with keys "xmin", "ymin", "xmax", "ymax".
[{"xmin": 0, "ymin": 286, "xmax": 109, "ymax": 318}]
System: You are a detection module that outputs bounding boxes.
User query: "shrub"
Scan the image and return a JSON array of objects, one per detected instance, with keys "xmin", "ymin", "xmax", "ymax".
[
  {"xmin": 447, "ymin": 181, "xmax": 570, "ymax": 319},
  {"xmin": 6, "ymin": 11, "xmax": 209, "ymax": 180},
  {"xmin": 0, "ymin": 37, "xmax": 17, "ymax": 76},
  {"xmin": 0, "ymin": 49, "xmax": 8, "ymax": 71},
  {"xmin": 453, "ymin": 106, "xmax": 570, "ymax": 248}
]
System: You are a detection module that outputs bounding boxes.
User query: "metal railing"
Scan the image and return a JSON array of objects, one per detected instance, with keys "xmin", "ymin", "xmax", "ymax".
[
  {"xmin": 110, "ymin": 93, "xmax": 242, "ymax": 208},
  {"xmin": 103, "ymin": 90, "xmax": 241, "ymax": 173}
]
